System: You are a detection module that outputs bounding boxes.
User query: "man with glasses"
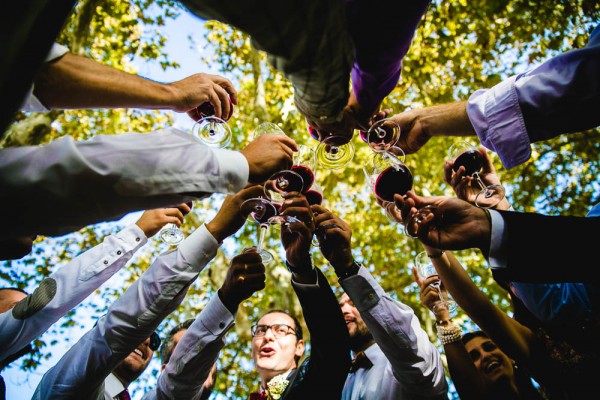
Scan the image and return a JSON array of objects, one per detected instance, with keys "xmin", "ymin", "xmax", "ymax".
[
  {"xmin": 247, "ymin": 192, "xmax": 350, "ymax": 399},
  {"xmin": 32, "ymin": 185, "xmax": 265, "ymax": 399}
]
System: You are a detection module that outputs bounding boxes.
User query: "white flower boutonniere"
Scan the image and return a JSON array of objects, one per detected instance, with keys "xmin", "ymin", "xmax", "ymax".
[{"xmin": 265, "ymin": 373, "xmax": 289, "ymax": 400}]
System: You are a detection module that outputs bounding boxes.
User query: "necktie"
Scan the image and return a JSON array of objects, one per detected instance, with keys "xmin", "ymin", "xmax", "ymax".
[
  {"xmin": 349, "ymin": 351, "xmax": 373, "ymax": 373},
  {"xmin": 117, "ymin": 389, "xmax": 131, "ymax": 400}
]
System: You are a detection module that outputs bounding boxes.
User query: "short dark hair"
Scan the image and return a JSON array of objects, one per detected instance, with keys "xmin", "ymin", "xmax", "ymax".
[
  {"xmin": 462, "ymin": 330, "xmax": 488, "ymax": 345},
  {"xmin": 260, "ymin": 309, "xmax": 303, "ymax": 340},
  {"xmin": 160, "ymin": 319, "xmax": 195, "ymax": 365}
]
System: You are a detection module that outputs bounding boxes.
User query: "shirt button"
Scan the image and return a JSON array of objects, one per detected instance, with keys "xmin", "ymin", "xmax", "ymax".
[
  {"xmin": 136, "ymin": 237, "xmax": 141, "ymax": 242},
  {"xmin": 103, "ymin": 260, "xmax": 108, "ymax": 265},
  {"xmin": 117, "ymin": 250, "xmax": 122, "ymax": 255},
  {"xmin": 368, "ymin": 293, "xmax": 375, "ymax": 299},
  {"xmin": 219, "ymin": 322, "xmax": 225, "ymax": 329}
]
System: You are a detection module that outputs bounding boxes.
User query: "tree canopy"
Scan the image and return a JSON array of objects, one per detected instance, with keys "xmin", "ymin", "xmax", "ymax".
[{"xmin": 2, "ymin": 1, "xmax": 599, "ymax": 399}]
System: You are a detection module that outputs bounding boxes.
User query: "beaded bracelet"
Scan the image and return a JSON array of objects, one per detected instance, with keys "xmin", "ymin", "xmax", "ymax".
[{"xmin": 436, "ymin": 321, "xmax": 462, "ymax": 345}]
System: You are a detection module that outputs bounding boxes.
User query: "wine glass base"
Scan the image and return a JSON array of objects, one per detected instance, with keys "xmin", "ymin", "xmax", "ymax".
[
  {"xmin": 259, "ymin": 249, "xmax": 275, "ymax": 265},
  {"xmin": 160, "ymin": 229, "xmax": 184, "ymax": 245}
]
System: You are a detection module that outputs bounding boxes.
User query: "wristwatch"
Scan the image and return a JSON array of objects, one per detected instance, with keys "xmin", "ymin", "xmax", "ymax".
[{"xmin": 336, "ymin": 260, "xmax": 363, "ymax": 281}]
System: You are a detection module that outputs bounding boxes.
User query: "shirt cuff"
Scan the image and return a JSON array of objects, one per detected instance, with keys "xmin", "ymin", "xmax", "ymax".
[
  {"xmin": 211, "ymin": 148, "xmax": 249, "ymax": 194},
  {"xmin": 46, "ymin": 43, "xmax": 69, "ymax": 62},
  {"xmin": 467, "ymin": 76, "xmax": 532, "ymax": 169},
  {"xmin": 117, "ymin": 223, "xmax": 148, "ymax": 248},
  {"xmin": 177, "ymin": 224, "xmax": 220, "ymax": 266},
  {"xmin": 488, "ymin": 209, "xmax": 508, "ymax": 271},
  {"xmin": 197, "ymin": 293, "xmax": 236, "ymax": 335},
  {"xmin": 339, "ymin": 267, "xmax": 384, "ymax": 312}
]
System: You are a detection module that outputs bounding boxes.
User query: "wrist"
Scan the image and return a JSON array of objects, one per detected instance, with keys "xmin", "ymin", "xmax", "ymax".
[
  {"xmin": 335, "ymin": 259, "xmax": 362, "ymax": 281},
  {"xmin": 285, "ymin": 258, "xmax": 314, "ymax": 275},
  {"xmin": 217, "ymin": 288, "xmax": 239, "ymax": 314}
]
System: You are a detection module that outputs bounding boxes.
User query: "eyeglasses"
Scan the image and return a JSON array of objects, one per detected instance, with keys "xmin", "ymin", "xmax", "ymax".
[
  {"xmin": 149, "ymin": 331, "xmax": 161, "ymax": 351},
  {"xmin": 251, "ymin": 323, "xmax": 297, "ymax": 338}
]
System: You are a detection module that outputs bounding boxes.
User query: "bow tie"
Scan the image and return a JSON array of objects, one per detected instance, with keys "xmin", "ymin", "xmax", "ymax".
[{"xmin": 349, "ymin": 351, "xmax": 373, "ymax": 373}]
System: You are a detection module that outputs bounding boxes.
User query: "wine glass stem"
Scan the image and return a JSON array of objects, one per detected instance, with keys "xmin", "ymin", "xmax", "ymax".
[
  {"xmin": 473, "ymin": 172, "xmax": 487, "ymax": 192},
  {"xmin": 257, "ymin": 223, "xmax": 269, "ymax": 253}
]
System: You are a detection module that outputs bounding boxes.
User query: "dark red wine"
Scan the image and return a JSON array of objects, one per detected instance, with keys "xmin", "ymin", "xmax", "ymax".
[
  {"xmin": 452, "ymin": 150, "xmax": 483, "ymax": 176},
  {"xmin": 197, "ymin": 99, "xmax": 234, "ymax": 121},
  {"xmin": 274, "ymin": 171, "xmax": 304, "ymax": 193},
  {"xmin": 307, "ymin": 125, "xmax": 320, "ymax": 141},
  {"xmin": 305, "ymin": 189, "xmax": 323, "ymax": 206},
  {"xmin": 292, "ymin": 165, "xmax": 315, "ymax": 191},
  {"xmin": 374, "ymin": 164, "xmax": 413, "ymax": 202},
  {"xmin": 252, "ymin": 202, "xmax": 278, "ymax": 224}
]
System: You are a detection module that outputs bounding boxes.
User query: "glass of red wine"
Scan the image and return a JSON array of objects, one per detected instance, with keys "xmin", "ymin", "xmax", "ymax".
[
  {"xmin": 363, "ymin": 151, "xmax": 413, "ymax": 207},
  {"xmin": 264, "ymin": 170, "xmax": 305, "ymax": 206},
  {"xmin": 240, "ymin": 197, "xmax": 279, "ymax": 264},
  {"xmin": 359, "ymin": 118, "xmax": 401, "ymax": 154},
  {"xmin": 292, "ymin": 144, "xmax": 316, "ymax": 192},
  {"xmin": 447, "ymin": 141, "xmax": 505, "ymax": 208},
  {"xmin": 415, "ymin": 251, "xmax": 458, "ymax": 314},
  {"xmin": 307, "ymin": 122, "xmax": 355, "ymax": 170},
  {"xmin": 191, "ymin": 101, "xmax": 233, "ymax": 148}
]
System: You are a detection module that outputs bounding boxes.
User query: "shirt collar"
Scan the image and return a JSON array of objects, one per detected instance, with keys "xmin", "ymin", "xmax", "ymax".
[{"xmin": 104, "ymin": 373, "xmax": 126, "ymax": 399}]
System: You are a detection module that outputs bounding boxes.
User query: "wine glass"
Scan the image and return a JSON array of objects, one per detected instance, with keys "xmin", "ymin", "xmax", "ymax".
[
  {"xmin": 307, "ymin": 123, "xmax": 355, "ymax": 170},
  {"xmin": 291, "ymin": 144, "xmax": 316, "ymax": 192},
  {"xmin": 264, "ymin": 169, "xmax": 305, "ymax": 206},
  {"xmin": 252, "ymin": 121, "xmax": 286, "ymax": 139},
  {"xmin": 447, "ymin": 141, "xmax": 505, "ymax": 208},
  {"xmin": 363, "ymin": 150, "xmax": 413, "ymax": 206},
  {"xmin": 415, "ymin": 251, "xmax": 458, "ymax": 314},
  {"xmin": 159, "ymin": 202, "xmax": 193, "ymax": 246},
  {"xmin": 191, "ymin": 101, "xmax": 233, "ymax": 148},
  {"xmin": 159, "ymin": 223, "xmax": 185, "ymax": 246},
  {"xmin": 359, "ymin": 118, "xmax": 401, "ymax": 154},
  {"xmin": 240, "ymin": 197, "xmax": 279, "ymax": 264}
]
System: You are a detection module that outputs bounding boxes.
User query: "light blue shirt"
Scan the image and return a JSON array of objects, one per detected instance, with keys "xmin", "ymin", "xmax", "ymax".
[
  {"xmin": 467, "ymin": 24, "xmax": 600, "ymax": 169},
  {"xmin": 340, "ymin": 267, "xmax": 448, "ymax": 399}
]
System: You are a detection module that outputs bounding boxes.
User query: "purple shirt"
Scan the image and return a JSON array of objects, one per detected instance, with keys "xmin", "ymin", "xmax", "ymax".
[
  {"xmin": 347, "ymin": 0, "xmax": 431, "ymax": 114},
  {"xmin": 467, "ymin": 24, "xmax": 600, "ymax": 169}
]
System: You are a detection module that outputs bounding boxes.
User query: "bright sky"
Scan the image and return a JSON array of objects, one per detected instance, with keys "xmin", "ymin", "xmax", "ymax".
[{"xmin": 2, "ymin": 10, "xmax": 228, "ymax": 400}]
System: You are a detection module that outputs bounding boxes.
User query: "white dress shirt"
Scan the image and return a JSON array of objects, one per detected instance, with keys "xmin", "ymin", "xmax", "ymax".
[
  {"xmin": 340, "ymin": 267, "xmax": 448, "ymax": 399},
  {"xmin": 104, "ymin": 373, "xmax": 127, "ymax": 400},
  {"xmin": 32, "ymin": 223, "xmax": 221, "ymax": 399},
  {"xmin": 141, "ymin": 293, "xmax": 235, "ymax": 400},
  {"xmin": 0, "ymin": 223, "xmax": 147, "ymax": 362},
  {"xmin": 0, "ymin": 128, "xmax": 249, "ymax": 239}
]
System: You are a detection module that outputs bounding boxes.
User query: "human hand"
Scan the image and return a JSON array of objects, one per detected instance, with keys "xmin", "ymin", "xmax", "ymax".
[
  {"xmin": 242, "ymin": 134, "xmax": 298, "ymax": 185},
  {"xmin": 310, "ymin": 205, "xmax": 353, "ymax": 273},
  {"xmin": 394, "ymin": 191, "xmax": 491, "ymax": 256},
  {"xmin": 135, "ymin": 203, "xmax": 191, "ymax": 238},
  {"xmin": 412, "ymin": 266, "xmax": 452, "ymax": 321},
  {"xmin": 218, "ymin": 249, "xmax": 265, "ymax": 313},
  {"xmin": 444, "ymin": 147, "xmax": 512, "ymax": 210},
  {"xmin": 206, "ymin": 185, "xmax": 265, "ymax": 242},
  {"xmin": 166, "ymin": 73, "xmax": 238, "ymax": 120},
  {"xmin": 279, "ymin": 193, "xmax": 315, "ymax": 272}
]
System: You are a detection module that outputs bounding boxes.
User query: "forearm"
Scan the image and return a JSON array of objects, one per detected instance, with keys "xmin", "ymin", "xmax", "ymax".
[
  {"xmin": 419, "ymin": 101, "xmax": 477, "ymax": 137},
  {"xmin": 34, "ymin": 52, "xmax": 175, "ymax": 110},
  {"xmin": 0, "ymin": 224, "xmax": 146, "ymax": 360},
  {"xmin": 158, "ymin": 295, "xmax": 234, "ymax": 400},
  {"xmin": 0, "ymin": 128, "xmax": 248, "ymax": 239}
]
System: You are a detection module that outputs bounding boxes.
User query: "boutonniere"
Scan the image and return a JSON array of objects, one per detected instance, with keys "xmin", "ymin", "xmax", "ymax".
[{"xmin": 265, "ymin": 373, "xmax": 289, "ymax": 400}]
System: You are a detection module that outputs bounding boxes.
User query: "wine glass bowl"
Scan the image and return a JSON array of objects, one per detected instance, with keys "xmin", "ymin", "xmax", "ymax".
[
  {"xmin": 240, "ymin": 197, "xmax": 278, "ymax": 264},
  {"xmin": 252, "ymin": 122, "xmax": 286, "ymax": 139},
  {"xmin": 447, "ymin": 141, "xmax": 505, "ymax": 208},
  {"xmin": 360, "ymin": 118, "xmax": 400, "ymax": 153},
  {"xmin": 415, "ymin": 251, "xmax": 458, "ymax": 314},
  {"xmin": 191, "ymin": 116, "xmax": 232, "ymax": 148},
  {"xmin": 364, "ymin": 152, "xmax": 413, "ymax": 203},
  {"xmin": 264, "ymin": 170, "xmax": 305, "ymax": 205},
  {"xmin": 315, "ymin": 135, "xmax": 355, "ymax": 170}
]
